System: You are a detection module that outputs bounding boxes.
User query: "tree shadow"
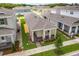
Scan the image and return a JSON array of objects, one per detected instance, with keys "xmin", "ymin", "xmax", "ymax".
[{"xmin": 54, "ymin": 49, "xmax": 64, "ymax": 56}]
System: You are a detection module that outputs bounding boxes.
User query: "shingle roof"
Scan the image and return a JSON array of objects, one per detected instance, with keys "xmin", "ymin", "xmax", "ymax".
[
  {"xmin": 44, "ymin": 11, "xmax": 79, "ymax": 26},
  {"xmin": 24, "ymin": 13, "xmax": 57, "ymax": 31},
  {"xmin": 0, "ymin": 8, "xmax": 15, "ymax": 17},
  {"xmin": 52, "ymin": 6, "xmax": 79, "ymax": 11}
]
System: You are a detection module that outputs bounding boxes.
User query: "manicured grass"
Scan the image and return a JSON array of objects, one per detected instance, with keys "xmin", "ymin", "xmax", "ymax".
[
  {"xmin": 20, "ymin": 16, "xmax": 37, "ymax": 50},
  {"xmin": 57, "ymin": 30, "xmax": 71, "ymax": 41},
  {"xmin": 32, "ymin": 43, "xmax": 79, "ymax": 56},
  {"xmin": 41, "ymin": 30, "xmax": 71, "ymax": 46},
  {"xmin": 40, "ymin": 40, "xmax": 56, "ymax": 46},
  {"xmin": 76, "ymin": 34, "xmax": 79, "ymax": 37}
]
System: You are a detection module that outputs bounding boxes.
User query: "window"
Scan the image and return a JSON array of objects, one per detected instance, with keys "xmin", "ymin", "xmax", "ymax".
[
  {"xmin": 70, "ymin": 11, "xmax": 74, "ymax": 15},
  {"xmin": 58, "ymin": 22, "xmax": 63, "ymax": 29},
  {"xmin": 0, "ymin": 18, "xmax": 7, "ymax": 25},
  {"xmin": 1, "ymin": 37, "xmax": 4, "ymax": 40},
  {"xmin": 64, "ymin": 25, "xmax": 70, "ymax": 33},
  {"xmin": 71, "ymin": 27, "xmax": 76, "ymax": 33}
]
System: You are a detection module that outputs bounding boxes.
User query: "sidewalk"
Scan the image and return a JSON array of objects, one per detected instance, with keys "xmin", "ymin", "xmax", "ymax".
[
  {"xmin": 5, "ymin": 38, "xmax": 79, "ymax": 56},
  {"xmin": 63, "ymin": 50, "xmax": 79, "ymax": 56}
]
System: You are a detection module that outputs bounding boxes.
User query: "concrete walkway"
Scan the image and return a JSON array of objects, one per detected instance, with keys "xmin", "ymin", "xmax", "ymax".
[
  {"xmin": 5, "ymin": 38, "xmax": 79, "ymax": 56},
  {"xmin": 36, "ymin": 42, "xmax": 42, "ymax": 47},
  {"xmin": 63, "ymin": 50, "xmax": 79, "ymax": 56}
]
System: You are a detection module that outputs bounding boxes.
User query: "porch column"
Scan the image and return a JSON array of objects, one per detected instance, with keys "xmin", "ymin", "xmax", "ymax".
[
  {"xmin": 62, "ymin": 24, "xmax": 64, "ymax": 31},
  {"xmin": 11, "ymin": 35, "xmax": 15, "ymax": 44},
  {"xmin": 43, "ymin": 30, "xmax": 45, "ymax": 40},
  {"xmin": 54, "ymin": 29, "xmax": 57, "ymax": 38},
  {"xmin": 75, "ymin": 26, "xmax": 78, "ymax": 34},
  {"xmin": 69, "ymin": 27, "xmax": 72, "ymax": 35},
  {"xmin": 49, "ymin": 29, "xmax": 51, "ymax": 39},
  {"xmin": 31, "ymin": 31, "xmax": 34, "ymax": 42}
]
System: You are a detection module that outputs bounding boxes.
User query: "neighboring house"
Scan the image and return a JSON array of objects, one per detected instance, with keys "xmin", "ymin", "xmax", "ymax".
[
  {"xmin": 13, "ymin": 6, "xmax": 31, "ymax": 15},
  {"xmin": 57, "ymin": 15, "xmax": 79, "ymax": 35},
  {"xmin": 24, "ymin": 13, "xmax": 57, "ymax": 42},
  {"xmin": 0, "ymin": 8, "xmax": 17, "ymax": 51},
  {"xmin": 50, "ymin": 6, "xmax": 79, "ymax": 36},
  {"xmin": 51, "ymin": 6, "xmax": 79, "ymax": 18},
  {"xmin": 32, "ymin": 5, "xmax": 50, "ymax": 15}
]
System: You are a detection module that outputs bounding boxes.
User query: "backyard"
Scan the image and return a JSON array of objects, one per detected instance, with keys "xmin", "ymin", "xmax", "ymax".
[
  {"xmin": 32, "ymin": 43, "xmax": 79, "ymax": 56},
  {"xmin": 18, "ymin": 15, "xmax": 37, "ymax": 50}
]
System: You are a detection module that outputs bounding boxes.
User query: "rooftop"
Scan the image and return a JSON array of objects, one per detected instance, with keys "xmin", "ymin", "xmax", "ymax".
[
  {"xmin": 52, "ymin": 6, "xmax": 79, "ymax": 11},
  {"xmin": 24, "ymin": 13, "xmax": 57, "ymax": 31},
  {"xmin": 44, "ymin": 11, "xmax": 79, "ymax": 26},
  {"xmin": 0, "ymin": 7, "xmax": 15, "ymax": 17}
]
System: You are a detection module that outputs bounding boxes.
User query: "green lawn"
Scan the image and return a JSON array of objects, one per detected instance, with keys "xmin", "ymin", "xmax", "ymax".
[
  {"xmin": 32, "ymin": 43, "xmax": 79, "ymax": 56},
  {"xmin": 40, "ymin": 30, "xmax": 71, "ymax": 46},
  {"xmin": 20, "ymin": 15, "xmax": 37, "ymax": 50},
  {"xmin": 76, "ymin": 34, "xmax": 79, "ymax": 37}
]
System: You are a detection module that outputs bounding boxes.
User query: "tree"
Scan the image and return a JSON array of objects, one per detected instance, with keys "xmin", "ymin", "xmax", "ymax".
[{"xmin": 54, "ymin": 33, "xmax": 63, "ymax": 55}]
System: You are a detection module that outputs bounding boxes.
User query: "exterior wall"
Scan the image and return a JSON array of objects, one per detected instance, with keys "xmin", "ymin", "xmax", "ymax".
[
  {"xmin": 0, "ymin": 16, "xmax": 17, "ymax": 31},
  {"xmin": 60, "ymin": 10, "xmax": 79, "ymax": 18},
  {"xmin": 51, "ymin": 9, "xmax": 60, "ymax": 14},
  {"xmin": 51, "ymin": 29, "xmax": 56, "ymax": 35},
  {"xmin": 0, "ymin": 33, "xmax": 16, "ymax": 44},
  {"xmin": 51, "ymin": 9, "xmax": 79, "ymax": 18},
  {"xmin": 0, "ymin": 35, "xmax": 11, "ymax": 43},
  {"xmin": 35, "ymin": 30, "xmax": 43, "ymax": 37},
  {"xmin": 0, "ymin": 9, "xmax": 17, "ymax": 44}
]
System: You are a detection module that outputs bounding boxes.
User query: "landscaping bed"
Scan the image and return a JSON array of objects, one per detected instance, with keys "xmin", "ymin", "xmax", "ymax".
[
  {"xmin": 3, "ymin": 41, "xmax": 21, "ymax": 55},
  {"xmin": 40, "ymin": 30, "xmax": 71, "ymax": 46},
  {"xmin": 32, "ymin": 43, "xmax": 79, "ymax": 56},
  {"xmin": 76, "ymin": 34, "xmax": 79, "ymax": 37}
]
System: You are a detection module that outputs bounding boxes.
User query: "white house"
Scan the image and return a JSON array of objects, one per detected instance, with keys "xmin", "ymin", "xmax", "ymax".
[
  {"xmin": 24, "ymin": 13, "xmax": 57, "ymax": 42},
  {"xmin": 0, "ymin": 8, "xmax": 17, "ymax": 51},
  {"xmin": 50, "ymin": 6, "xmax": 79, "ymax": 35},
  {"xmin": 51, "ymin": 6, "xmax": 79, "ymax": 18}
]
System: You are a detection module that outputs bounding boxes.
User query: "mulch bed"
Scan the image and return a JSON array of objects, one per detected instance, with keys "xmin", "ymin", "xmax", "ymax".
[{"xmin": 3, "ymin": 41, "xmax": 22, "ymax": 55}]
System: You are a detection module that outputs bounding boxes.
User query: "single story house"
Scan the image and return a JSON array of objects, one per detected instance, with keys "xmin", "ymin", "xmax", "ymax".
[{"xmin": 24, "ymin": 13, "xmax": 57, "ymax": 42}]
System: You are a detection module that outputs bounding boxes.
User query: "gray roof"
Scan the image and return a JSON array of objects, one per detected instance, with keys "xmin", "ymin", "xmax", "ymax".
[
  {"xmin": 0, "ymin": 8, "xmax": 15, "ymax": 17},
  {"xmin": 24, "ymin": 13, "xmax": 57, "ymax": 31},
  {"xmin": 13, "ymin": 6, "xmax": 31, "ymax": 10},
  {"xmin": 52, "ymin": 6, "xmax": 79, "ymax": 11},
  {"xmin": 0, "ymin": 28, "xmax": 15, "ymax": 35},
  {"xmin": 43, "ymin": 11, "xmax": 79, "ymax": 26}
]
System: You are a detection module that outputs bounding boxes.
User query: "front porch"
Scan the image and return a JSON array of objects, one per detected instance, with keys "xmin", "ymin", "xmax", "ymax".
[
  {"xmin": 58, "ymin": 22, "xmax": 79, "ymax": 36},
  {"xmin": 31, "ymin": 28, "xmax": 56, "ymax": 42}
]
